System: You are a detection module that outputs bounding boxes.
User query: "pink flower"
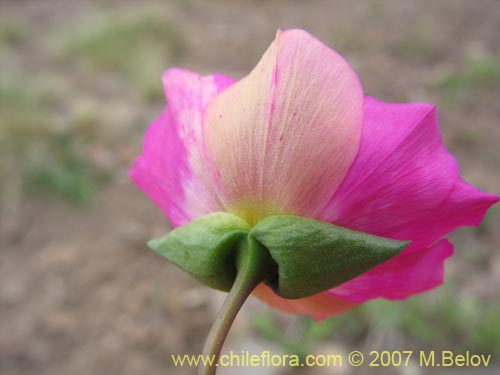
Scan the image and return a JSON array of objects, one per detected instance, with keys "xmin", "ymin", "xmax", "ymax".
[{"xmin": 130, "ymin": 29, "xmax": 498, "ymax": 320}]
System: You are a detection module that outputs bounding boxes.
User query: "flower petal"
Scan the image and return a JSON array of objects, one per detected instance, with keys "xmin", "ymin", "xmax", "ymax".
[
  {"xmin": 203, "ymin": 29, "xmax": 364, "ymax": 225},
  {"xmin": 252, "ymin": 283, "xmax": 359, "ymax": 321},
  {"xmin": 319, "ymin": 97, "xmax": 459, "ymax": 237},
  {"xmin": 329, "ymin": 239, "xmax": 454, "ymax": 302},
  {"xmin": 387, "ymin": 177, "xmax": 499, "ymax": 251},
  {"xmin": 129, "ymin": 69, "xmax": 234, "ymax": 227},
  {"xmin": 317, "ymin": 98, "xmax": 498, "ymax": 303}
]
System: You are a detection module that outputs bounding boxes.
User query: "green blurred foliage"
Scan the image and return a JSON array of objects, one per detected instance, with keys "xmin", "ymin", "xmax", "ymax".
[
  {"xmin": 253, "ymin": 280, "xmax": 500, "ymax": 357},
  {"xmin": 0, "ymin": 76, "xmax": 103, "ymax": 204},
  {"xmin": 1, "ymin": 6, "xmax": 185, "ymax": 205},
  {"xmin": 391, "ymin": 28, "xmax": 440, "ymax": 63},
  {"xmin": 25, "ymin": 133, "xmax": 98, "ymax": 203},
  {"xmin": 438, "ymin": 56, "xmax": 500, "ymax": 103},
  {"xmin": 0, "ymin": 20, "xmax": 25, "ymax": 48},
  {"xmin": 53, "ymin": 8, "xmax": 185, "ymax": 101}
]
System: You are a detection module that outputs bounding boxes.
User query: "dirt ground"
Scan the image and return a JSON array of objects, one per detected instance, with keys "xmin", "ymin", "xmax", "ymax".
[{"xmin": 1, "ymin": 1, "xmax": 499, "ymax": 374}]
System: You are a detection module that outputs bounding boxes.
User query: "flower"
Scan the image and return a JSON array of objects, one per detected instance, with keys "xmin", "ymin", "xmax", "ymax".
[{"xmin": 130, "ymin": 29, "xmax": 498, "ymax": 320}]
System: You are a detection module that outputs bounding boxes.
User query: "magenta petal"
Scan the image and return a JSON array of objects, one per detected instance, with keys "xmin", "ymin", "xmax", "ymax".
[
  {"xmin": 329, "ymin": 178, "xmax": 497, "ymax": 302},
  {"xmin": 329, "ymin": 239, "xmax": 454, "ymax": 302},
  {"xmin": 389, "ymin": 178, "xmax": 499, "ymax": 251},
  {"xmin": 129, "ymin": 110, "xmax": 187, "ymax": 227},
  {"xmin": 315, "ymin": 97, "xmax": 498, "ymax": 303},
  {"xmin": 129, "ymin": 69, "xmax": 234, "ymax": 227},
  {"xmin": 319, "ymin": 97, "xmax": 459, "ymax": 237}
]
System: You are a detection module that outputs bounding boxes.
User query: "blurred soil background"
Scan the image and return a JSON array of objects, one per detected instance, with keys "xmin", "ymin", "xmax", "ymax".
[{"xmin": 1, "ymin": 0, "xmax": 499, "ymax": 374}]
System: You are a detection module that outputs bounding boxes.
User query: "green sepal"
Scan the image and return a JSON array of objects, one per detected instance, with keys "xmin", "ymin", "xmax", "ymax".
[
  {"xmin": 148, "ymin": 212, "xmax": 251, "ymax": 291},
  {"xmin": 250, "ymin": 215, "xmax": 410, "ymax": 299},
  {"xmin": 149, "ymin": 213, "xmax": 410, "ymax": 300}
]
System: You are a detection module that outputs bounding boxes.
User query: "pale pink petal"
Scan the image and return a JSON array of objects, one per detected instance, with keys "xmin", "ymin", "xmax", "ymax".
[
  {"xmin": 129, "ymin": 69, "xmax": 234, "ymax": 227},
  {"xmin": 203, "ymin": 29, "xmax": 364, "ymax": 225},
  {"xmin": 318, "ymin": 97, "xmax": 459, "ymax": 237},
  {"xmin": 329, "ymin": 239, "xmax": 454, "ymax": 303},
  {"xmin": 252, "ymin": 283, "xmax": 359, "ymax": 321}
]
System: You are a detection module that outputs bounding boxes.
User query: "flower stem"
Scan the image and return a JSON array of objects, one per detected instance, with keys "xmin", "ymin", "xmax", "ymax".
[{"xmin": 198, "ymin": 237, "xmax": 276, "ymax": 375}]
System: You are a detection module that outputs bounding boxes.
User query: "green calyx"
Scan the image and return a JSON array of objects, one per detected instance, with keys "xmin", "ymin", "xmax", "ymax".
[{"xmin": 149, "ymin": 212, "xmax": 409, "ymax": 299}]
